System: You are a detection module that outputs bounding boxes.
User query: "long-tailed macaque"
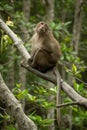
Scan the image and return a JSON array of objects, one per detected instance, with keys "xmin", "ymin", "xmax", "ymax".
[
  {"xmin": 28, "ymin": 21, "xmax": 61, "ymax": 72},
  {"xmin": 28, "ymin": 21, "xmax": 62, "ymax": 125}
]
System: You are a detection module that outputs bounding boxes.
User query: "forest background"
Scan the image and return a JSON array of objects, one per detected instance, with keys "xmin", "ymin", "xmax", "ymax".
[{"xmin": 0, "ymin": 0, "xmax": 87, "ymax": 130}]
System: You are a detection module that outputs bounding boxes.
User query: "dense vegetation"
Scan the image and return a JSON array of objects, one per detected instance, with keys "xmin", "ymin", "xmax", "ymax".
[{"xmin": 0, "ymin": 0, "xmax": 87, "ymax": 130}]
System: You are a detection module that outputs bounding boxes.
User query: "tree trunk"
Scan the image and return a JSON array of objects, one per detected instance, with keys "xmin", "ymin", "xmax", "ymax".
[
  {"xmin": 66, "ymin": 1, "xmax": 84, "ymax": 129},
  {"xmin": 18, "ymin": 0, "xmax": 31, "ymax": 109},
  {"xmin": 6, "ymin": 48, "xmax": 15, "ymax": 90},
  {"xmin": 20, "ymin": 0, "xmax": 31, "ymax": 42},
  {"xmin": 45, "ymin": 0, "xmax": 55, "ymax": 22},
  {"xmin": 44, "ymin": 1, "xmax": 58, "ymax": 130},
  {"xmin": 23, "ymin": 0, "xmax": 31, "ymax": 23},
  {"xmin": 6, "ymin": 2, "xmax": 15, "ymax": 90},
  {"xmin": 47, "ymin": 82, "xmax": 55, "ymax": 130},
  {"xmin": 71, "ymin": 0, "xmax": 84, "ymax": 54}
]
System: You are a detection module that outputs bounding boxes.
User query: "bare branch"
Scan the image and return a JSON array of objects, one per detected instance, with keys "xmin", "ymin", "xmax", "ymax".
[
  {"xmin": 56, "ymin": 101, "xmax": 81, "ymax": 108},
  {"xmin": 21, "ymin": 63, "xmax": 56, "ymax": 84}
]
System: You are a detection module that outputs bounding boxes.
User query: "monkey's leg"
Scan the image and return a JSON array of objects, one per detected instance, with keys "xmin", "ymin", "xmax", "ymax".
[
  {"xmin": 28, "ymin": 48, "xmax": 41, "ymax": 67},
  {"xmin": 29, "ymin": 48, "xmax": 55, "ymax": 72},
  {"xmin": 31, "ymin": 48, "xmax": 42, "ymax": 66}
]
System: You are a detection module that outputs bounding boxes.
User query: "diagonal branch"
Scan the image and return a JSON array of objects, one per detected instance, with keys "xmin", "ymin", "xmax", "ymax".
[
  {"xmin": 21, "ymin": 64, "xmax": 87, "ymax": 108},
  {"xmin": 0, "ymin": 19, "xmax": 30, "ymax": 61},
  {"xmin": 0, "ymin": 18, "xmax": 87, "ymax": 108},
  {"xmin": 0, "ymin": 73, "xmax": 37, "ymax": 130}
]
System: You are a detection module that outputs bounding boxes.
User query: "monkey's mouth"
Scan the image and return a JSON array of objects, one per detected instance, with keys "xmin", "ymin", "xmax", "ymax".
[
  {"xmin": 39, "ymin": 27, "xmax": 47, "ymax": 33},
  {"xmin": 40, "ymin": 28, "xmax": 45, "ymax": 32}
]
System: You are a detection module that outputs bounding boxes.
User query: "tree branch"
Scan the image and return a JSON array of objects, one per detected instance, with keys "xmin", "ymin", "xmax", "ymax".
[
  {"xmin": 56, "ymin": 101, "xmax": 83, "ymax": 108},
  {"xmin": 0, "ymin": 18, "xmax": 87, "ymax": 109},
  {"xmin": 0, "ymin": 73, "xmax": 37, "ymax": 130},
  {"xmin": 0, "ymin": 19, "xmax": 30, "ymax": 61}
]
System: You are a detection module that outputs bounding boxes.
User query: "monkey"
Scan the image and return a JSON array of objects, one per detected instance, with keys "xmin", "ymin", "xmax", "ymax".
[
  {"xmin": 28, "ymin": 21, "xmax": 61, "ymax": 73},
  {"xmin": 28, "ymin": 21, "xmax": 62, "ymax": 125}
]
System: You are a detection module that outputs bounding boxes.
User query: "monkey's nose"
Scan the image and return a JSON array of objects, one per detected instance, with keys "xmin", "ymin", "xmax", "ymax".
[{"xmin": 40, "ymin": 27, "xmax": 45, "ymax": 32}]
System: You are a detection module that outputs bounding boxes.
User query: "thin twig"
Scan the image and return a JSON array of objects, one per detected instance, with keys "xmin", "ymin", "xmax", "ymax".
[{"xmin": 56, "ymin": 101, "xmax": 80, "ymax": 108}]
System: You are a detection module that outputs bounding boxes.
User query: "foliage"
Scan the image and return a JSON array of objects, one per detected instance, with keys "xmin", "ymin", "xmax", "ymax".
[
  {"xmin": 0, "ymin": 18, "xmax": 14, "ymax": 54},
  {"xmin": 29, "ymin": 113, "xmax": 54, "ymax": 129},
  {"xmin": 12, "ymin": 83, "xmax": 56, "ymax": 129},
  {"xmin": 0, "ymin": 0, "xmax": 87, "ymax": 130},
  {"xmin": 5, "ymin": 125, "xmax": 16, "ymax": 130}
]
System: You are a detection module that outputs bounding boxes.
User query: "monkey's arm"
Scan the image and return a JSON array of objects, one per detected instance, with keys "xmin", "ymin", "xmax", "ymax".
[
  {"xmin": 28, "ymin": 48, "xmax": 47, "ymax": 67},
  {"xmin": 28, "ymin": 48, "xmax": 41, "ymax": 67}
]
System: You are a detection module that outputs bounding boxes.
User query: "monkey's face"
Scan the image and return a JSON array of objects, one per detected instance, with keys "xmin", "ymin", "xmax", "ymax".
[{"xmin": 36, "ymin": 22, "xmax": 49, "ymax": 34}]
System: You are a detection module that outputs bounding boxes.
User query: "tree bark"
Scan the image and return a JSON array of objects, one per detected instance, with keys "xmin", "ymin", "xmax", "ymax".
[
  {"xmin": 6, "ymin": 48, "xmax": 15, "ymax": 90},
  {"xmin": 19, "ymin": 0, "xmax": 31, "ymax": 42},
  {"xmin": 0, "ymin": 73, "xmax": 37, "ymax": 130},
  {"xmin": 23, "ymin": 0, "xmax": 31, "ymax": 23},
  {"xmin": 44, "ymin": 0, "xmax": 55, "ymax": 22},
  {"xmin": 47, "ymin": 82, "xmax": 55, "ymax": 130},
  {"xmin": 18, "ymin": 0, "xmax": 31, "ymax": 109},
  {"xmin": 69, "ymin": 1, "xmax": 84, "ymax": 129},
  {"xmin": 5, "ymin": 2, "xmax": 15, "ymax": 91},
  {"xmin": 71, "ymin": 0, "xmax": 84, "ymax": 54}
]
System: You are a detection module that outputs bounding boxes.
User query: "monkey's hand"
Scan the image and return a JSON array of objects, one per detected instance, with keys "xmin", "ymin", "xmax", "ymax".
[{"xmin": 28, "ymin": 57, "xmax": 33, "ymax": 64}]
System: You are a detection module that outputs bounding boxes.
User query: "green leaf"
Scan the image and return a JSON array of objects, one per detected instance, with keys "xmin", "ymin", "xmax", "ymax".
[
  {"xmin": 5, "ymin": 125, "xmax": 16, "ymax": 130},
  {"xmin": 17, "ymin": 89, "xmax": 28, "ymax": 99},
  {"xmin": 26, "ymin": 93, "xmax": 36, "ymax": 101},
  {"xmin": 3, "ymin": 35, "xmax": 13, "ymax": 45},
  {"xmin": 16, "ymin": 83, "xmax": 22, "ymax": 88},
  {"xmin": 49, "ymin": 87, "xmax": 57, "ymax": 94},
  {"xmin": 72, "ymin": 64, "xmax": 77, "ymax": 74}
]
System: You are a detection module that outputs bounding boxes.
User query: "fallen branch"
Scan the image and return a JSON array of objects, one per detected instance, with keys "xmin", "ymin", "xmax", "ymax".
[{"xmin": 0, "ymin": 18, "xmax": 87, "ymax": 109}]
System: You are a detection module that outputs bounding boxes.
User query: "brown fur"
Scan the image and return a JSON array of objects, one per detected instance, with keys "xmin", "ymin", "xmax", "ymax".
[{"xmin": 28, "ymin": 22, "xmax": 61, "ymax": 72}]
